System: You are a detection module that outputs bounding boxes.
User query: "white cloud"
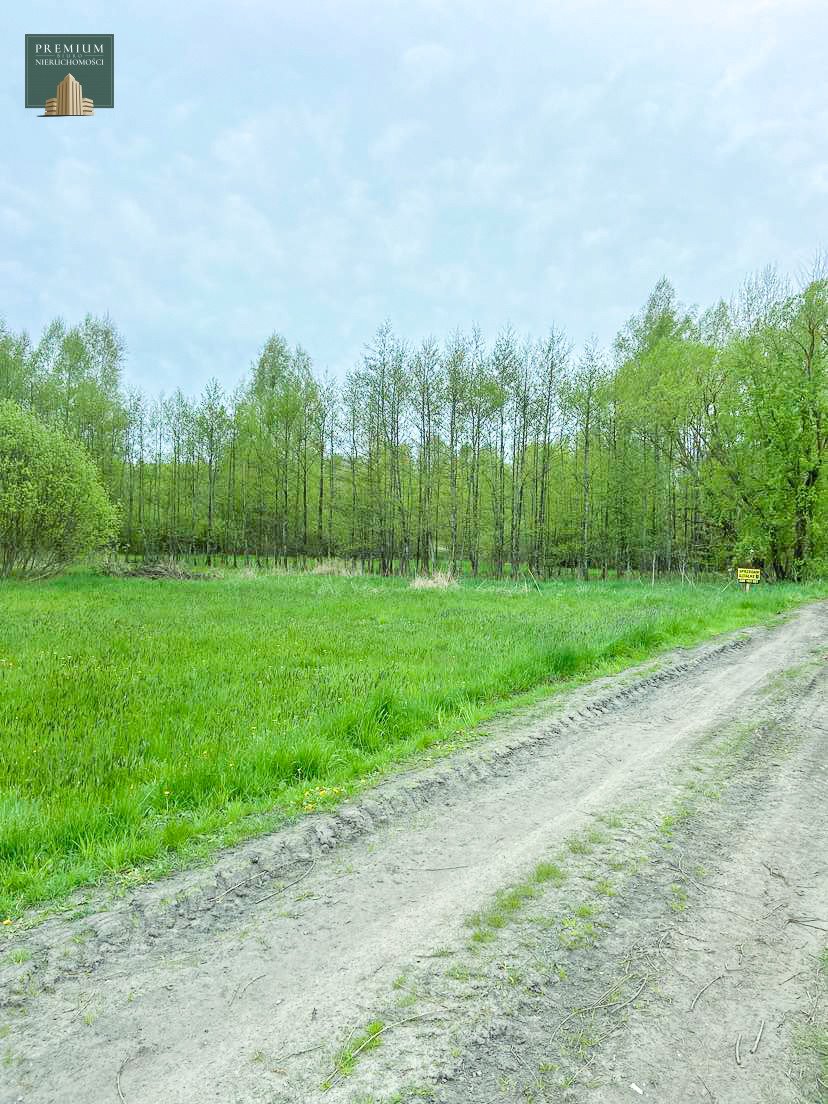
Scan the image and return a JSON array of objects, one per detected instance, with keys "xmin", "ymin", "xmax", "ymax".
[
  {"xmin": 2, "ymin": 0, "xmax": 826, "ymax": 393},
  {"xmin": 371, "ymin": 121, "xmax": 425, "ymax": 162},
  {"xmin": 401, "ymin": 42, "xmax": 456, "ymax": 90},
  {"xmin": 582, "ymin": 228, "xmax": 610, "ymax": 248}
]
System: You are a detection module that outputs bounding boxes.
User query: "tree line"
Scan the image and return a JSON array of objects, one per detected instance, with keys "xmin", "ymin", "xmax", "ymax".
[{"xmin": 1, "ymin": 267, "xmax": 825, "ymax": 580}]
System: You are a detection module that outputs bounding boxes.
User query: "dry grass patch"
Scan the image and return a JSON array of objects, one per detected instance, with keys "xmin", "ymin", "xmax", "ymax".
[
  {"xmin": 410, "ymin": 571, "xmax": 456, "ymax": 590},
  {"xmin": 311, "ymin": 559, "xmax": 363, "ymax": 576}
]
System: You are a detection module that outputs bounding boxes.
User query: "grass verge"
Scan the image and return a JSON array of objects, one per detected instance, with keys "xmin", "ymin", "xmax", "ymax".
[{"xmin": 0, "ymin": 571, "xmax": 825, "ymax": 916}]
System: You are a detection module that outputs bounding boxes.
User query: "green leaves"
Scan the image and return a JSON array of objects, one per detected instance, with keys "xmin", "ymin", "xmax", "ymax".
[{"xmin": 0, "ymin": 402, "xmax": 118, "ymax": 578}]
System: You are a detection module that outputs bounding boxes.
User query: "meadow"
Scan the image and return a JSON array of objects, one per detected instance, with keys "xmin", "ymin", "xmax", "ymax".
[{"xmin": 1, "ymin": 571, "xmax": 825, "ymax": 917}]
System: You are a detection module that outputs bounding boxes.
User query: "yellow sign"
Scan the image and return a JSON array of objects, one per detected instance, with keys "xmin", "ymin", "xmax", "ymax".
[{"xmin": 737, "ymin": 567, "xmax": 760, "ymax": 583}]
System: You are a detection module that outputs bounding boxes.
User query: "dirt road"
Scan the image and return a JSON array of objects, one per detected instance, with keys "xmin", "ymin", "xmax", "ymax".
[{"xmin": 2, "ymin": 604, "xmax": 827, "ymax": 1104}]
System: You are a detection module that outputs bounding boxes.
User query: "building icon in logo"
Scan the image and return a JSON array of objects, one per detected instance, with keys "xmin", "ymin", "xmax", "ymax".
[{"xmin": 44, "ymin": 73, "xmax": 94, "ymax": 116}]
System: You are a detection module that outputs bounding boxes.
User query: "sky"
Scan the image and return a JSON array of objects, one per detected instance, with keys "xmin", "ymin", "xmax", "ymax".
[{"xmin": 2, "ymin": 0, "xmax": 827, "ymax": 396}]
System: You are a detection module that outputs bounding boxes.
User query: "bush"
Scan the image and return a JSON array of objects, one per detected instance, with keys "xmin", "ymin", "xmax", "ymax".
[{"xmin": 0, "ymin": 401, "xmax": 118, "ymax": 578}]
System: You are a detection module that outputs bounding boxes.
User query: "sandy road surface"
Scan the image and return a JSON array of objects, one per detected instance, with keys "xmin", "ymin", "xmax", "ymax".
[{"xmin": 1, "ymin": 603, "xmax": 826, "ymax": 1104}]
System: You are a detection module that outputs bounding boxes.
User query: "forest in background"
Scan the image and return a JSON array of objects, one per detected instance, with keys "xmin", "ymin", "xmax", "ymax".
[{"xmin": 1, "ymin": 268, "xmax": 826, "ymax": 580}]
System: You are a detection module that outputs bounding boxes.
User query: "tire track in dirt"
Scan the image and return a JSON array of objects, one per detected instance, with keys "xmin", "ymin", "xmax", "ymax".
[
  {"xmin": 395, "ymin": 658, "xmax": 828, "ymax": 1104},
  {"xmin": 1, "ymin": 603, "xmax": 825, "ymax": 1104}
]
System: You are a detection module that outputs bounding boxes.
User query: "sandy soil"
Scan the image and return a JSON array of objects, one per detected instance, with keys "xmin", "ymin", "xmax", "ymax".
[{"xmin": 1, "ymin": 603, "xmax": 826, "ymax": 1104}]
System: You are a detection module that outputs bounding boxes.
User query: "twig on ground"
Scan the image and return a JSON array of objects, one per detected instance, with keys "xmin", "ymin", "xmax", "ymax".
[
  {"xmin": 70, "ymin": 995, "xmax": 95, "ymax": 1022},
  {"xmin": 207, "ymin": 866, "xmax": 282, "ymax": 905},
  {"xmin": 511, "ymin": 1043, "xmax": 543, "ymax": 1091},
  {"xmin": 673, "ymin": 854, "xmax": 760, "ymax": 901},
  {"xmin": 787, "ymin": 916, "xmax": 828, "ymax": 933},
  {"xmin": 697, "ymin": 903, "xmax": 756, "ymax": 922},
  {"xmin": 569, "ymin": 1052, "xmax": 597, "ymax": 1086},
  {"xmin": 274, "ymin": 1042, "xmax": 324, "ymax": 1063},
  {"xmin": 762, "ymin": 862, "xmax": 789, "ymax": 884},
  {"xmin": 229, "ymin": 973, "xmax": 267, "ymax": 1005},
  {"xmin": 780, "ymin": 970, "xmax": 808, "ymax": 985},
  {"xmin": 591, "ymin": 1023, "xmax": 624, "ymax": 1047},
  {"xmin": 689, "ymin": 973, "xmax": 724, "ymax": 1012},
  {"xmin": 116, "ymin": 1052, "xmax": 136, "ymax": 1104},
  {"xmin": 591, "ymin": 972, "xmax": 637, "ymax": 1007},
  {"xmin": 697, "ymin": 1074, "xmax": 716, "ymax": 1101},
  {"xmin": 607, "ymin": 977, "xmax": 649, "ymax": 1015},
  {"xmin": 255, "ymin": 860, "xmax": 316, "ymax": 904},
  {"xmin": 735, "ymin": 1033, "xmax": 742, "ymax": 1066},
  {"xmin": 551, "ymin": 973, "xmax": 647, "ymax": 1041},
  {"xmin": 418, "ymin": 865, "xmax": 471, "ymax": 872},
  {"xmin": 336, "ymin": 1020, "xmax": 359, "ymax": 1063},
  {"xmin": 671, "ymin": 927, "xmax": 708, "ymax": 944},
  {"xmin": 750, "ymin": 1019, "xmax": 765, "ymax": 1054}
]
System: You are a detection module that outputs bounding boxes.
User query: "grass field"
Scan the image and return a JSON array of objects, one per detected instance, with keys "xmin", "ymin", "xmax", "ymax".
[{"xmin": 0, "ymin": 572, "xmax": 825, "ymax": 918}]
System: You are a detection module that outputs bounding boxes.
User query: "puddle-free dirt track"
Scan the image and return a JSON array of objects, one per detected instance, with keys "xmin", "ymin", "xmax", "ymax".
[{"xmin": 2, "ymin": 603, "xmax": 826, "ymax": 1104}]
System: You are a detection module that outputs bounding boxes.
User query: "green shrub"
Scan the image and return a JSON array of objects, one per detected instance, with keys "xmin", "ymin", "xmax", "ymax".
[{"xmin": 0, "ymin": 401, "xmax": 118, "ymax": 578}]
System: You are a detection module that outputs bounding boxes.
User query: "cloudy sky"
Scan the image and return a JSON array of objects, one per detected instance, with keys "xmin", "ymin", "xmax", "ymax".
[{"xmin": 2, "ymin": 1, "xmax": 827, "ymax": 394}]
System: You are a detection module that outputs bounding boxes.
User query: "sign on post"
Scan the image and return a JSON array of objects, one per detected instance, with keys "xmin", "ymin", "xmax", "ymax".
[{"xmin": 737, "ymin": 567, "xmax": 760, "ymax": 590}]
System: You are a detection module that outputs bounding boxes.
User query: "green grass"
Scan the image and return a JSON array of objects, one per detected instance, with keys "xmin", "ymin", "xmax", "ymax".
[
  {"xmin": 325, "ymin": 1018, "xmax": 385, "ymax": 1086},
  {"xmin": 533, "ymin": 861, "xmax": 566, "ymax": 886},
  {"xmin": 466, "ymin": 857, "xmax": 569, "ymax": 943},
  {"xmin": 0, "ymin": 571, "xmax": 824, "ymax": 916},
  {"xmin": 802, "ymin": 946, "xmax": 828, "ymax": 1100},
  {"xmin": 797, "ymin": 1023, "xmax": 828, "ymax": 1101},
  {"xmin": 468, "ymin": 880, "xmax": 542, "ymax": 941},
  {"xmin": 5, "ymin": 946, "xmax": 31, "ymax": 964},
  {"xmin": 556, "ymin": 901, "xmax": 601, "ymax": 950}
]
